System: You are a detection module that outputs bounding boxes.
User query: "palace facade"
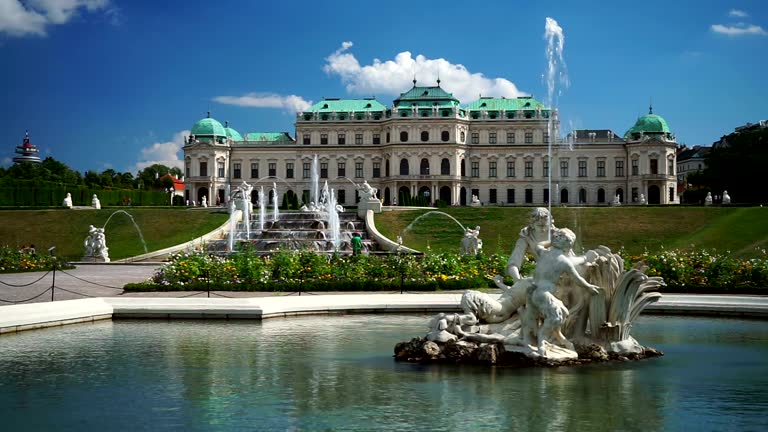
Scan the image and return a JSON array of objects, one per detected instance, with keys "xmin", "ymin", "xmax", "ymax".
[{"xmin": 183, "ymin": 82, "xmax": 678, "ymax": 207}]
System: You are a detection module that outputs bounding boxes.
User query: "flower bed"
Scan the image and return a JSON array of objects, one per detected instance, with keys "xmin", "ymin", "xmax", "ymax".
[{"xmin": 0, "ymin": 246, "xmax": 73, "ymax": 273}]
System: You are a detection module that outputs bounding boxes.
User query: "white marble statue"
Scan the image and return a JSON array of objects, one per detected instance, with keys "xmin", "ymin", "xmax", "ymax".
[
  {"xmin": 83, "ymin": 225, "xmax": 109, "ymax": 262},
  {"xmin": 639, "ymin": 193, "xmax": 646, "ymax": 205},
  {"xmin": 722, "ymin": 190, "xmax": 731, "ymax": 204},
  {"xmin": 460, "ymin": 225, "xmax": 483, "ymax": 255},
  {"xmin": 612, "ymin": 194, "xmax": 621, "ymax": 206},
  {"xmin": 63, "ymin": 192, "xmax": 73, "ymax": 208},
  {"xmin": 416, "ymin": 211, "xmax": 665, "ymax": 362},
  {"xmin": 358, "ymin": 180, "xmax": 378, "ymax": 201},
  {"xmin": 201, "ymin": 196, "xmax": 208, "ymax": 208},
  {"xmin": 704, "ymin": 192, "xmax": 713, "ymax": 206},
  {"xmin": 91, "ymin": 194, "xmax": 101, "ymax": 209}
]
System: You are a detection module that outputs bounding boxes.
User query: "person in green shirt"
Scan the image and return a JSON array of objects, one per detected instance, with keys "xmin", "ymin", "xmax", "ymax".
[{"xmin": 351, "ymin": 233, "xmax": 363, "ymax": 255}]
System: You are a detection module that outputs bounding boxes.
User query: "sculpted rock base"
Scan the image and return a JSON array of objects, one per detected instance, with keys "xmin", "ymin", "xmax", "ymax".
[{"xmin": 394, "ymin": 337, "xmax": 663, "ymax": 367}]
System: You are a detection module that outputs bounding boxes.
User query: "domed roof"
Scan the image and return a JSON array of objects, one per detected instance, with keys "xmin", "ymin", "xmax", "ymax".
[
  {"xmin": 624, "ymin": 110, "xmax": 671, "ymax": 139},
  {"xmin": 191, "ymin": 113, "xmax": 226, "ymax": 137},
  {"xmin": 223, "ymin": 121, "xmax": 244, "ymax": 142}
]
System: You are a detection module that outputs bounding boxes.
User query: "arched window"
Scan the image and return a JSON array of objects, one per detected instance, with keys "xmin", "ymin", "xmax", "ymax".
[
  {"xmin": 399, "ymin": 159, "xmax": 409, "ymax": 175},
  {"xmin": 441, "ymin": 131, "xmax": 449, "ymax": 142},
  {"xmin": 421, "ymin": 131, "xmax": 429, "ymax": 142},
  {"xmin": 400, "ymin": 131, "xmax": 408, "ymax": 142},
  {"xmin": 616, "ymin": 188, "xmax": 624, "ymax": 203},
  {"xmin": 579, "ymin": 188, "xmax": 587, "ymax": 204},
  {"xmin": 460, "ymin": 159, "xmax": 466, "ymax": 177},
  {"xmin": 597, "ymin": 188, "xmax": 605, "ymax": 203},
  {"xmin": 420, "ymin": 158, "xmax": 430, "ymax": 175},
  {"xmin": 560, "ymin": 188, "xmax": 569, "ymax": 204},
  {"xmin": 441, "ymin": 158, "xmax": 450, "ymax": 175},
  {"xmin": 385, "ymin": 159, "xmax": 390, "ymax": 177},
  {"xmin": 460, "ymin": 131, "xmax": 465, "ymax": 142}
]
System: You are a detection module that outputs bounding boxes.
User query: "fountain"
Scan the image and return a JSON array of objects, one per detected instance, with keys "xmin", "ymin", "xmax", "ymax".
[
  {"xmin": 400, "ymin": 210, "xmax": 481, "ymax": 254},
  {"xmin": 259, "ymin": 185, "xmax": 265, "ymax": 231},
  {"xmin": 272, "ymin": 182, "xmax": 279, "ymax": 222},
  {"xmin": 396, "ymin": 18, "xmax": 661, "ymax": 366}
]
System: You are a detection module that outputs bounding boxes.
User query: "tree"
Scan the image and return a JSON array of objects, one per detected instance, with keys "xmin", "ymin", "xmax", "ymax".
[{"xmin": 704, "ymin": 127, "xmax": 768, "ymax": 204}]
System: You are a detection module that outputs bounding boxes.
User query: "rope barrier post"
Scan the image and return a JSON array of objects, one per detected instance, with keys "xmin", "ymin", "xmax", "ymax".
[{"xmin": 50, "ymin": 261, "xmax": 56, "ymax": 302}]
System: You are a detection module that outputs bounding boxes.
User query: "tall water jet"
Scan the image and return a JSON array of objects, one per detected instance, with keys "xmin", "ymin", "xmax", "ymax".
[
  {"xmin": 259, "ymin": 185, "xmax": 266, "ymax": 231},
  {"xmin": 328, "ymin": 188, "xmax": 341, "ymax": 250},
  {"xmin": 227, "ymin": 201, "xmax": 236, "ymax": 252},
  {"xmin": 311, "ymin": 154, "xmax": 319, "ymax": 207},
  {"xmin": 544, "ymin": 16, "xmax": 569, "ymax": 232},
  {"xmin": 102, "ymin": 210, "xmax": 148, "ymax": 254},
  {"xmin": 272, "ymin": 182, "xmax": 279, "ymax": 222}
]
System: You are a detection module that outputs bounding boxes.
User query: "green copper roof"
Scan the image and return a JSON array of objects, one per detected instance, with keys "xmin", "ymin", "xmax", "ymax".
[
  {"xmin": 624, "ymin": 113, "xmax": 671, "ymax": 138},
  {"xmin": 307, "ymin": 98, "xmax": 387, "ymax": 112},
  {"xmin": 393, "ymin": 85, "xmax": 460, "ymax": 107},
  {"xmin": 191, "ymin": 114, "xmax": 226, "ymax": 137},
  {"xmin": 223, "ymin": 122, "xmax": 244, "ymax": 142},
  {"xmin": 244, "ymin": 132, "xmax": 293, "ymax": 142},
  {"xmin": 465, "ymin": 96, "xmax": 547, "ymax": 111}
]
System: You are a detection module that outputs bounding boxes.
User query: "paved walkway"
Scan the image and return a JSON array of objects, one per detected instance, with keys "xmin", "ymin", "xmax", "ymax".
[{"xmin": 1, "ymin": 264, "xmax": 767, "ymax": 322}]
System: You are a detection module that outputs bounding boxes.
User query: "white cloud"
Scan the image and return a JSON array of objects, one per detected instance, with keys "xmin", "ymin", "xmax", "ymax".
[
  {"xmin": 323, "ymin": 41, "xmax": 526, "ymax": 103},
  {"xmin": 728, "ymin": 9, "xmax": 749, "ymax": 18},
  {"xmin": 131, "ymin": 130, "xmax": 188, "ymax": 174},
  {"xmin": 1, "ymin": 156, "xmax": 12, "ymax": 168},
  {"xmin": 0, "ymin": 0, "xmax": 110, "ymax": 37},
  {"xmin": 213, "ymin": 93, "xmax": 312, "ymax": 113},
  {"xmin": 711, "ymin": 23, "xmax": 768, "ymax": 36}
]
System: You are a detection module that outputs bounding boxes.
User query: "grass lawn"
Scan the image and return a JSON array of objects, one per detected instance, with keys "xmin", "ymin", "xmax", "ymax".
[
  {"xmin": 0, "ymin": 208, "xmax": 230, "ymax": 261},
  {"xmin": 374, "ymin": 206, "xmax": 768, "ymax": 259}
]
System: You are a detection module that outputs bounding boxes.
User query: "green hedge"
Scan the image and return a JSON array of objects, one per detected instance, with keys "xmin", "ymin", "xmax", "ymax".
[{"xmin": 0, "ymin": 180, "xmax": 170, "ymax": 206}]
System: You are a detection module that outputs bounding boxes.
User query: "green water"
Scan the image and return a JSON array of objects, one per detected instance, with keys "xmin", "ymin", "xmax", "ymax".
[{"xmin": 0, "ymin": 315, "xmax": 766, "ymax": 431}]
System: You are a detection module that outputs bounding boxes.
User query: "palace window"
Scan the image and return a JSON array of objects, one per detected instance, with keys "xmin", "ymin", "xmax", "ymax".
[
  {"xmin": 217, "ymin": 162, "xmax": 225, "ymax": 178},
  {"xmin": 355, "ymin": 162, "xmax": 364, "ymax": 178},
  {"xmin": 597, "ymin": 160, "xmax": 606, "ymax": 177},
  {"xmin": 543, "ymin": 160, "xmax": 549, "ymax": 177},
  {"xmin": 355, "ymin": 134, "xmax": 363, "ymax": 145},
  {"xmin": 373, "ymin": 133, "xmax": 381, "ymax": 144},
  {"xmin": 321, "ymin": 134, "xmax": 328, "ymax": 145},
  {"xmin": 421, "ymin": 131, "xmax": 429, "ymax": 142},
  {"xmin": 400, "ymin": 131, "xmax": 408, "ymax": 142},
  {"xmin": 338, "ymin": 133, "xmax": 346, "ymax": 145},
  {"xmin": 578, "ymin": 160, "xmax": 587, "ymax": 177},
  {"xmin": 420, "ymin": 159, "xmax": 430, "ymax": 175},
  {"xmin": 441, "ymin": 131, "xmax": 449, "ymax": 142},
  {"xmin": 650, "ymin": 158, "xmax": 658, "ymax": 175},
  {"xmin": 373, "ymin": 162, "xmax": 381, "ymax": 178},
  {"xmin": 268, "ymin": 163, "xmax": 276, "ymax": 177},
  {"xmin": 200, "ymin": 162, "xmax": 208, "ymax": 177},
  {"xmin": 507, "ymin": 188, "xmax": 515, "ymax": 203},
  {"xmin": 460, "ymin": 131, "xmax": 465, "ymax": 142},
  {"xmin": 251, "ymin": 162, "xmax": 258, "ymax": 178},
  {"xmin": 525, "ymin": 188, "xmax": 533, "ymax": 204},
  {"xmin": 489, "ymin": 189, "xmax": 497, "ymax": 204},
  {"xmin": 525, "ymin": 131, "xmax": 533, "ymax": 143},
  {"xmin": 471, "ymin": 132, "xmax": 479, "ymax": 144},
  {"xmin": 302, "ymin": 163, "xmax": 310, "ymax": 179},
  {"xmin": 489, "ymin": 161, "xmax": 497, "ymax": 178},
  {"xmin": 471, "ymin": 161, "xmax": 479, "ymax": 178},
  {"xmin": 632, "ymin": 159, "xmax": 639, "ymax": 176},
  {"xmin": 616, "ymin": 160, "xmax": 624, "ymax": 177},
  {"xmin": 489, "ymin": 132, "xmax": 497, "ymax": 144},
  {"xmin": 286, "ymin": 162, "xmax": 294, "ymax": 179},
  {"xmin": 507, "ymin": 160, "xmax": 515, "ymax": 177},
  {"xmin": 303, "ymin": 134, "xmax": 310, "ymax": 145},
  {"xmin": 543, "ymin": 132, "xmax": 549, "ymax": 143},
  {"xmin": 441, "ymin": 158, "xmax": 450, "ymax": 175},
  {"xmin": 668, "ymin": 159, "xmax": 674, "ymax": 175},
  {"xmin": 338, "ymin": 189, "xmax": 346, "ymax": 204},
  {"xmin": 507, "ymin": 132, "xmax": 515, "ymax": 144},
  {"xmin": 320, "ymin": 163, "xmax": 328, "ymax": 179},
  {"xmin": 525, "ymin": 160, "xmax": 533, "ymax": 178},
  {"xmin": 400, "ymin": 159, "xmax": 409, "ymax": 175},
  {"xmin": 233, "ymin": 163, "xmax": 241, "ymax": 179},
  {"xmin": 338, "ymin": 162, "xmax": 346, "ymax": 178}
]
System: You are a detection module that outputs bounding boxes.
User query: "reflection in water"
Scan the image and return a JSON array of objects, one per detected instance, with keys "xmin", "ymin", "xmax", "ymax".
[{"xmin": 0, "ymin": 315, "xmax": 766, "ymax": 431}]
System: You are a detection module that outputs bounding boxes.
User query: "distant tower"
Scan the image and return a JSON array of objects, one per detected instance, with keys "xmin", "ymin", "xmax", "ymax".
[{"xmin": 13, "ymin": 130, "xmax": 42, "ymax": 164}]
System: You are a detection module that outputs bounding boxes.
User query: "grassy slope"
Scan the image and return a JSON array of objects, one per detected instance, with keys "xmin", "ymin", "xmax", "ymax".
[
  {"xmin": 0, "ymin": 208, "xmax": 230, "ymax": 260},
  {"xmin": 374, "ymin": 206, "xmax": 768, "ymax": 259}
]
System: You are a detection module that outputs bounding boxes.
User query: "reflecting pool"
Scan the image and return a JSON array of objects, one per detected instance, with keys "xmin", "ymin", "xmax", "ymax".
[{"xmin": 1, "ymin": 315, "xmax": 766, "ymax": 431}]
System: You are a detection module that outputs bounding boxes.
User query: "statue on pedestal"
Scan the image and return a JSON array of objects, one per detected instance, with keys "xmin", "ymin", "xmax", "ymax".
[
  {"xmin": 92, "ymin": 194, "xmax": 101, "ymax": 209},
  {"xmin": 63, "ymin": 193, "xmax": 73, "ymax": 208},
  {"xmin": 83, "ymin": 225, "xmax": 110, "ymax": 262}
]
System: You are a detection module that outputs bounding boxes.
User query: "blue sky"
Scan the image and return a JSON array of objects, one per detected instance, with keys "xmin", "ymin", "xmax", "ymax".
[{"xmin": 1, "ymin": 0, "xmax": 766, "ymax": 174}]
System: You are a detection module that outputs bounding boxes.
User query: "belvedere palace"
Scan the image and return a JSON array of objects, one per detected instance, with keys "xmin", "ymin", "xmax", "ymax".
[{"xmin": 183, "ymin": 81, "xmax": 678, "ymax": 207}]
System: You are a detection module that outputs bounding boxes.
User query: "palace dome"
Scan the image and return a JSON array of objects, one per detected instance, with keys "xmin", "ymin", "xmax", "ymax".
[
  {"xmin": 624, "ymin": 113, "xmax": 671, "ymax": 139},
  {"xmin": 191, "ymin": 114, "xmax": 226, "ymax": 137},
  {"xmin": 224, "ymin": 122, "xmax": 244, "ymax": 142}
]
